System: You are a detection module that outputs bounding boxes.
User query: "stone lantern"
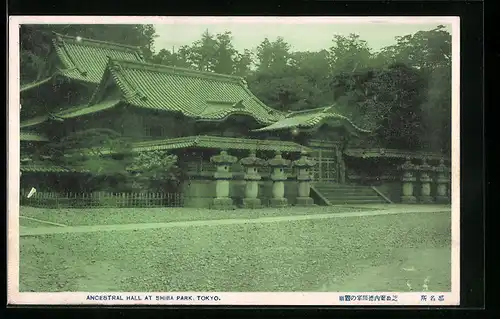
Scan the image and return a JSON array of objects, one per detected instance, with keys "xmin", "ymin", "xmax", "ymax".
[
  {"xmin": 435, "ymin": 159, "xmax": 451, "ymax": 204},
  {"xmin": 292, "ymin": 150, "xmax": 316, "ymax": 206},
  {"xmin": 399, "ymin": 157, "xmax": 417, "ymax": 203},
  {"xmin": 267, "ymin": 151, "xmax": 291, "ymax": 208},
  {"xmin": 240, "ymin": 151, "xmax": 267, "ymax": 209},
  {"xmin": 210, "ymin": 150, "xmax": 237, "ymax": 210},
  {"xmin": 418, "ymin": 158, "xmax": 434, "ymax": 204}
]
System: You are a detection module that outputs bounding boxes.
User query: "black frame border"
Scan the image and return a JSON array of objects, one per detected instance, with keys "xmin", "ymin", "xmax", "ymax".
[{"xmin": 5, "ymin": 0, "xmax": 485, "ymax": 317}]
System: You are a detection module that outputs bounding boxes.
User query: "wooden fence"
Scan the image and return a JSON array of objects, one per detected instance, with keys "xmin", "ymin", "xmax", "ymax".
[{"xmin": 20, "ymin": 190, "xmax": 184, "ymax": 208}]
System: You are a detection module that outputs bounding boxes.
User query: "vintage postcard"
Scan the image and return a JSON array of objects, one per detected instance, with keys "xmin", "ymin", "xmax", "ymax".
[{"xmin": 7, "ymin": 16, "xmax": 460, "ymax": 306}]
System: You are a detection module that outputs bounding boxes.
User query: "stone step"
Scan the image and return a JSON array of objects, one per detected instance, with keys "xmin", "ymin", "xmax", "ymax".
[
  {"xmin": 314, "ymin": 188, "xmax": 374, "ymax": 193},
  {"xmin": 317, "ymin": 190, "xmax": 377, "ymax": 196},
  {"xmin": 313, "ymin": 183, "xmax": 371, "ymax": 189},
  {"xmin": 327, "ymin": 199, "xmax": 387, "ymax": 205},
  {"xmin": 317, "ymin": 188, "xmax": 377, "ymax": 194},
  {"xmin": 312, "ymin": 183, "xmax": 390, "ymax": 205},
  {"xmin": 320, "ymin": 195, "xmax": 383, "ymax": 201}
]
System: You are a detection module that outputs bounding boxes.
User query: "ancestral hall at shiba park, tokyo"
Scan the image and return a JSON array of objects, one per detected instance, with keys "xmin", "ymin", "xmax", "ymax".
[{"xmin": 19, "ymin": 33, "xmax": 451, "ymax": 209}]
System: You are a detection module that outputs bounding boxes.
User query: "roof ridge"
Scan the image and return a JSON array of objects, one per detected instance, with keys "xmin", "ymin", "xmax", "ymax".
[
  {"xmin": 107, "ymin": 58, "xmax": 245, "ymax": 84},
  {"xmin": 52, "ymin": 32, "xmax": 143, "ymax": 53}
]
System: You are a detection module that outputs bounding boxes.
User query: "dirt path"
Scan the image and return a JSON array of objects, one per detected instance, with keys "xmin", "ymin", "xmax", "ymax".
[
  {"xmin": 19, "ymin": 215, "xmax": 68, "ymax": 227},
  {"xmin": 20, "ymin": 207, "xmax": 451, "ymax": 237}
]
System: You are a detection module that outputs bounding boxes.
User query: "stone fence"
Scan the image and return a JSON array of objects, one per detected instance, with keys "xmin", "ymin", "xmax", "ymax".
[
  {"xmin": 182, "ymin": 150, "xmax": 452, "ymax": 209},
  {"xmin": 207, "ymin": 150, "xmax": 316, "ymax": 210},
  {"xmin": 398, "ymin": 157, "xmax": 451, "ymax": 204}
]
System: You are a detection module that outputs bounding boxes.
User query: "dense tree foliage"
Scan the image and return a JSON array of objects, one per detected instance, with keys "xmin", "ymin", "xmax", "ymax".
[
  {"xmin": 20, "ymin": 24, "xmax": 452, "ymax": 156},
  {"xmin": 127, "ymin": 151, "xmax": 181, "ymax": 192}
]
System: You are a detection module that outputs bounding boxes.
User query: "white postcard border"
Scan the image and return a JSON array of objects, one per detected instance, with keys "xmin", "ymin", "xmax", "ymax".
[{"xmin": 7, "ymin": 16, "xmax": 461, "ymax": 306}]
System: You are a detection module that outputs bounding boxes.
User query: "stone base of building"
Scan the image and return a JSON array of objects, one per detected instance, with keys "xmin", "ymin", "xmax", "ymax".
[
  {"xmin": 435, "ymin": 196, "xmax": 450, "ymax": 204},
  {"xmin": 419, "ymin": 195, "xmax": 434, "ymax": 204},
  {"xmin": 211, "ymin": 198, "xmax": 235, "ymax": 210},
  {"xmin": 269, "ymin": 198, "xmax": 288, "ymax": 208},
  {"xmin": 242, "ymin": 198, "xmax": 262, "ymax": 209},
  {"xmin": 295, "ymin": 197, "xmax": 314, "ymax": 206},
  {"xmin": 401, "ymin": 195, "xmax": 417, "ymax": 204}
]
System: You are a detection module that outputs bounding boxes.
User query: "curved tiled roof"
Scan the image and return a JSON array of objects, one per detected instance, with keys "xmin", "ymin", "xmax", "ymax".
[
  {"xmin": 21, "ymin": 34, "xmax": 285, "ymax": 125},
  {"xmin": 52, "ymin": 33, "xmax": 145, "ymax": 84},
  {"xmin": 253, "ymin": 105, "xmax": 371, "ymax": 136},
  {"xmin": 101, "ymin": 58, "xmax": 285, "ymax": 124}
]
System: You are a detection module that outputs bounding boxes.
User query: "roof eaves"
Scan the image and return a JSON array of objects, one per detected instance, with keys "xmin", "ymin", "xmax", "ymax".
[
  {"xmin": 195, "ymin": 108, "xmax": 275, "ymax": 125},
  {"xmin": 20, "ymin": 115, "xmax": 50, "ymax": 128},
  {"xmin": 189, "ymin": 135, "xmax": 308, "ymax": 152},
  {"xmin": 20, "ymin": 76, "xmax": 54, "ymax": 93},
  {"xmin": 55, "ymin": 99, "xmax": 122, "ymax": 119},
  {"xmin": 56, "ymin": 69, "xmax": 98, "ymax": 84},
  {"xmin": 252, "ymin": 112, "xmax": 371, "ymax": 135},
  {"xmin": 299, "ymin": 114, "xmax": 371, "ymax": 135},
  {"xmin": 84, "ymin": 135, "xmax": 309, "ymax": 154}
]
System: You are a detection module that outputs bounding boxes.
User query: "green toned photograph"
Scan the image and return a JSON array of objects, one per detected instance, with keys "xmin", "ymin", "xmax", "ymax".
[{"xmin": 18, "ymin": 20, "xmax": 452, "ymax": 293}]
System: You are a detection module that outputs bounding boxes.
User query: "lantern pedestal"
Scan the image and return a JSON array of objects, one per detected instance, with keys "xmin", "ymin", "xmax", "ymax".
[
  {"xmin": 419, "ymin": 173, "xmax": 434, "ymax": 204},
  {"xmin": 435, "ymin": 159, "xmax": 450, "ymax": 204},
  {"xmin": 210, "ymin": 151, "xmax": 237, "ymax": 210},
  {"xmin": 418, "ymin": 160, "xmax": 434, "ymax": 204},
  {"xmin": 240, "ymin": 152, "xmax": 266, "ymax": 209},
  {"xmin": 399, "ymin": 158, "xmax": 417, "ymax": 204},
  {"xmin": 268, "ymin": 152, "xmax": 290, "ymax": 208},
  {"xmin": 293, "ymin": 151, "xmax": 316, "ymax": 207}
]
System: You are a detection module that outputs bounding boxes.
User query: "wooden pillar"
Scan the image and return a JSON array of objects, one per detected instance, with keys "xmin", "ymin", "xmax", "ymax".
[
  {"xmin": 240, "ymin": 151, "xmax": 266, "ymax": 209},
  {"xmin": 210, "ymin": 150, "xmax": 237, "ymax": 210}
]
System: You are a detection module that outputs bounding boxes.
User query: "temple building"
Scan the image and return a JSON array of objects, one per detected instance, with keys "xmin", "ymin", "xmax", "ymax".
[{"xmin": 19, "ymin": 33, "xmax": 451, "ymax": 208}]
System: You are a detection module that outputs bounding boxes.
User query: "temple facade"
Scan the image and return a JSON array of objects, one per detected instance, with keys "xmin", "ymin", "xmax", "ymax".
[{"xmin": 20, "ymin": 33, "xmax": 451, "ymax": 208}]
